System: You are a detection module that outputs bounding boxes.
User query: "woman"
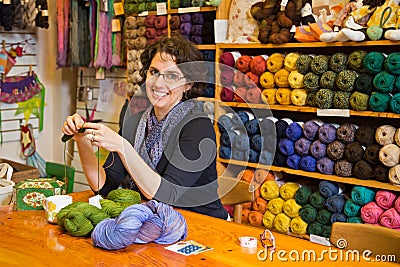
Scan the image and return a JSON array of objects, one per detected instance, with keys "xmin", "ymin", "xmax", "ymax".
[{"xmin": 62, "ymin": 35, "xmax": 228, "ymax": 219}]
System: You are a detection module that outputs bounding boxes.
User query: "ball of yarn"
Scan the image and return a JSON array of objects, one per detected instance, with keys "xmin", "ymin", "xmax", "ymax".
[
  {"xmin": 220, "ymin": 51, "xmax": 241, "ymax": 69},
  {"xmin": 333, "ymin": 91, "xmax": 351, "ymax": 109},
  {"xmin": 369, "ymin": 92, "xmax": 391, "ymax": 112},
  {"xmin": 236, "ymin": 55, "xmax": 252, "ymax": 73},
  {"xmin": 306, "ymin": 91, "xmax": 317, "ymax": 107},
  {"xmin": 363, "ymin": 51, "xmax": 385, "ymax": 75},
  {"xmin": 259, "ymin": 72, "xmax": 275, "ymax": 89},
  {"xmin": 219, "ymin": 146, "xmax": 231, "ymax": 159},
  {"xmin": 388, "ymin": 165, "xmax": 400, "ymax": 185},
  {"xmin": 353, "ymin": 160, "xmax": 374, "ymax": 179},
  {"xmin": 296, "ymin": 54, "xmax": 313, "ymax": 74},
  {"xmin": 334, "ymin": 160, "xmax": 353, "ymax": 177},
  {"xmin": 290, "ymin": 216, "xmax": 308, "ymax": 235},
  {"xmin": 286, "ymin": 122, "xmax": 303, "ymax": 141},
  {"xmin": 319, "ymin": 180, "xmax": 340, "ymax": 198},
  {"xmin": 220, "ymin": 69, "xmax": 235, "ymax": 86},
  {"xmin": 311, "ymin": 55, "xmax": 329, "ymax": 75},
  {"xmin": 379, "ymin": 144, "xmax": 400, "ymax": 167},
  {"xmin": 384, "ymin": 52, "xmax": 400, "ymax": 75},
  {"xmin": 233, "ymin": 87, "xmax": 247, "ymax": 103},
  {"xmin": 287, "ymin": 153, "xmax": 301, "ymax": 169},
  {"xmin": 284, "ymin": 52, "xmax": 300, "ymax": 72},
  {"xmin": 329, "ymin": 53, "xmax": 348, "ymax": 73},
  {"xmin": 273, "ymin": 213, "xmax": 291, "ymax": 234},
  {"xmin": 327, "ymin": 140, "xmax": 345, "ymax": 160},
  {"xmin": 280, "ymin": 182, "xmax": 300, "ymax": 200},
  {"xmin": 347, "ymin": 50, "xmax": 368, "ymax": 71},
  {"xmin": 295, "ymin": 185, "xmax": 314, "ymax": 206},
  {"xmin": 245, "ymin": 72, "xmax": 260, "ymax": 86},
  {"xmin": 317, "ymin": 157, "xmax": 335, "ymax": 174},
  {"xmin": 314, "ymin": 89, "xmax": 333, "ymax": 109},
  {"xmin": 279, "ymin": 138, "xmax": 295, "ymax": 156},
  {"xmin": 288, "ymin": 70, "xmax": 304, "ymax": 89},
  {"xmin": 220, "ymin": 86, "xmax": 235, "ymax": 102},
  {"xmin": 336, "ymin": 123, "xmax": 357, "ymax": 144},
  {"xmin": 351, "ymin": 185, "xmax": 376, "ymax": 206},
  {"xmin": 344, "ymin": 142, "xmax": 365, "ymax": 163},
  {"xmin": 267, "ymin": 197, "xmax": 285, "ymax": 215},
  {"xmin": 310, "ymin": 191, "xmax": 325, "ymax": 209},
  {"xmin": 354, "ymin": 73, "xmax": 375, "ymax": 94},
  {"xmin": 375, "ymin": 190, "xmax": 397, "ymax": 209},
  {"xmin": 355, "ymin": 126, "xmax": 376, "ymax": 147},
  {"xmin": 360, "ymin": 201, "xmax": 384, "ymax": 224},
  {"xmin": 303, "ymin": 119, "xmax": 322, "ymax": 141},
  {"xmin": 274, "ymin": 68, "xmax": 290, "ymax": 87},
  {"xmin": 335, "ymin": 70, "xmax": 357, "ymax": 92},
  {"xmin": 261, "ymin": 180, "xmax": 280, "ymax": 200},
  {"xmin": 390, "ymin": 93, "xmax": 400, "ymax": 114},
  {"xmin": 295, "ymin": 137, "xmax": 312, "ymax": 155},
  {"xmin": 373, "ymin": 71, "xmax": 396, "ymax": 93},
  {"xmin": 319, "ymin": 71, "xmax": 337, "ymax": 89},
  {"xmin": 318, "ymin": 123, "xmax": 337, "ymax": 144},
  {"xmin": 276, "ymin": 88, "xmax": 292, "ymax": 105},
  {"xmin": 262, "ymin": 211, "xmax": 276, "ymax": 228},
  {"xmin": 218, "ymin": 113, "xmax": 233, "ymax": 132},
  {"xmin": 324, "ymin": 194, "xmax": 346, "ymax": 213},
  {"xmin": 299, "ymin": 155, "xmax": 317, "ymax": 172},
  {"xmin": 364, "ymin": 144, "xmax": 382, "ymax": 165},
  {"xmin": 283, "ymin": 199, "xmax": 302, "ymax": 218},
  {"xmin": 250, "ymin": 55, "xmax": 267, "ymax": 76},
  {"xmin": 331, "ymin": 213, "xmax": 347, "ymax": 223},
  {"xmin": 266, "ymin": 53, "xmax": 285, "ymax": 73},
  {"xmin": 246, "ymin": 87, "xmax": 262, "ymax": 104},
  {"xmin": 349, "ymin": 92, "xmax": 369, "ymax": 111},
  {"xmin": 310, "ymin": 140, "xmax": 327, "ymax": 159},
  {"xmin": 396, "ymin": 128, "xmax": 400, "ymax": 147},
  {"xmin": 261, "ymin": 89, "xmax": 277, "ymax": 104},
  {"xmin": 107, "ymin": 188, "xmax": 142, "ymax": 209},
  {"xmin": 290, "ymin": 89, "xmax": 308, "ymax": 106},
  {"xmin": 374, "ymin": 164, "xmax": 390, "ymax": 182},
  {"xmin": 375, "ymin": 125, "xmax": 396, "ymax": 146},
  {"xmin": 276, "ymin": 118, "xmax": 292, "ymax": 138},
  {"xmin": 303, "ymin": 72, "xmax": 320, "ymax": 92},
  {"xmin": 91, "ymin": 200, "xmax": 188, "ymax": 250},
  {"xmin": 299, "ymin": 204, "xmax": 317, "ymax": 223},
  {"xmin": 344, "ymin": 199, "xmax": 361, "ymax": 217}
]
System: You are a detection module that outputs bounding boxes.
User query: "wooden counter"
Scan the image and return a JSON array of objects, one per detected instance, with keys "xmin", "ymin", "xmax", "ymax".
[{"xmin": 0, "ymin": 191, "xmax": 397, "ymax": 266}]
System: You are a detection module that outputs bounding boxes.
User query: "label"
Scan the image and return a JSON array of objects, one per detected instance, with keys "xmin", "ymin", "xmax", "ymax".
[
  {"xmin": 4, "ymin": 0, "xmax": 11, "ymax": 4},
  {"xmin": 89, "ymin": 195, "xmax": 103, "ymax": 209},
  {"xmin": 317, "ymin": 109, "xmax": 350, "ymax": 117},
  {"xmin": 113, "ymin": 2, "xmax": 124, "ymax": 16},
  {"xmin": 178, "ymin": 7, "xmax": 201, "ymax": 13},
  {"xmin": 156, "ymin": 2, "xmax": 167, "ymax": 15},
  {"xmin": 42, "ymin": 10, "xmax": 49, "ymax": 17},
  {"xmin": 138, "ymin": 11, "xmax": 148, "ymax": 16},
  {"xmin": 112, "ymin": 19, "xmax": 121, "ymax": 32},
  {"xmin": 310, "ymin": 234, "xmax": 331, "ymax": 246}
]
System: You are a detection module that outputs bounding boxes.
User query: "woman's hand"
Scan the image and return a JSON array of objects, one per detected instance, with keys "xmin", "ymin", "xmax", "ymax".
[
  {"xmin": 62, "ymin": 113, "xmax": 86, "ymax": 141},
  {"xmin": 83, "ymin": 122, "xmax": 124, "ymax": 152}
]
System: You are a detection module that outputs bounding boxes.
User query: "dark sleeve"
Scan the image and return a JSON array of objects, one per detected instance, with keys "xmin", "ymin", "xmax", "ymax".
[{"xmin": 154, "ymin": 116, "xmax": 217, "ymax": 205}]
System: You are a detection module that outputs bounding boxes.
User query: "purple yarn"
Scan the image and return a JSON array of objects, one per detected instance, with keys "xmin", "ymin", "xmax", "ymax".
[
  {"xmin": 299, "ymin": 155, "xmax": 317, "ymax": 172},
  {"xmin": 180, "ymin": 13, "xmax": 192, "ymax": 23},
  {"xmin": 91, "ymin": 201, "xmax": 187, "ymax": 250},
  {"xmin": 190, "ymin": 36, "xmax": 203, "ymax": 44},
  {"xmin": 279, "ymin": 138, "xmax": 295, "ymax": 156},
  {"xmin": 295, "ymin": 138, "xmax": 311, "ymax": 156},
  {"xmin": 286, "ymin": 122, "xmax": 303, "ymax": 141},
  {"xmin": 319, "ymin": 181, "xmax": 339, "ymax": 198},
  {"xmin": 316, "ymin": 157, "xmax": 335, "ymax": 174},
  {"xmin": 191, "ymin": 12, "xmax": 204, "ymax": 24},
  {"xmin": 287, "ymin": 154, "xmax": 302, "ymax": 169},
  {"xmin": 303, "ymin": 120, "xmax": 321, "ymax": 141},
  {"xmin": 180, "ymin": 22, "xmax": 192, "ymax": 35},
  {"xmin": 191, "ymin": 25, "xmax": 203, "ymax": 36},
  {"xmin": 310, "ymin": 140, "xmax": 327, "ymax": 159},
  {"xmin": 318, "ymin": 124, "xmax": 337, "ymax": 144}
]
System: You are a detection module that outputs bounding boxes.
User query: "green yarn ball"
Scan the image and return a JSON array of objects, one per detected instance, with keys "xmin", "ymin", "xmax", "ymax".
[
  {"xmin": 369, "ymin": 92, "xmax": 391, "ymax": 112},
  {"xmin": 314, "ymin": 89, "xmax": 334, "ymax": 109},
  {"xmin": 306, "ymin": 91, "xmax": 317, "ymax": 107},
  {"xmin": 384, "ymin": 52, "xmax": 400, "ymax": 75},
  {"xmin": 390, "ymin": 93, "xmax": 400, "ymax": 114},
  {"xmin": 335, "ymin": 70, "xmax": 357, "ymax": 92},
  {"xmin": 320, "ymin": 70, "xmax": 337, "ymax": 89},
  {"xmin": 347, "ymin": 50, "xmax": 367, "ymax": 71},
  {"xmin": 99, "ymin": 199, "xmax": 126, "ymax": 218},
  {"xmin": 329, "ymin": 53, "xmax": 348, "ymax": 73},
  {"xmin": 363, "ymin": 52, "xmax": 385, "ymax": 75},
  {"xmin": 303, "ymin": 72, "xmax": 320, "ymax": 92},
  {"xmin": 311, "ymin": 55, "xmax": 330, "ymax": 75},
  {"xmin": 354, "ymin": 73, "xmax": 375, "ymax": 94},
  {"xmin": 373, "ymin": 70, "xmax": 396, "ymax": 93},
  {"xmin": 296, "ymin": 54, "xmax": 313, "ymax": 75},
  {"xmin": 349, "ymin": 91, "xmax": 369, "ymax": 111},
  {"xmin": 107, "ymin": 188, "xmax": 141, "ymax": 209},
  {"xmin": 333, "ymin": 91, "xmax": 351, "ymax": 109}
]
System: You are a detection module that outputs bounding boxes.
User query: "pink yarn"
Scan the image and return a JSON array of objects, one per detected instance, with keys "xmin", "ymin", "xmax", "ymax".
[
  {"xmin": 154, "ymin": 16, "xmax": 167, "ymax": 29},
  {"xmin": 361, "ymin": 202, "xmax": 384, "ymax": 224},
  {"xmin": 375, "ymin": 190, "xmax": 397, "ymax": 209},
  {"xmin": 220, "ymin": 69, "xmax": 235, "ymax": 86},
  {"xmin": 379, "ymin": 208, "xmax": 400, "ymax": 229},
  {"xmin": 245, "ymin": 72, "xmax": 260, "ymax": 86},
  {"xmin": 246, "ymin": 87, "xmax": 262, "ymax": 104},
  {"xmin": 395, "ymin": 196, "xmax": 400, "ymax": 214},
  {"xmin": 234, "ymin": 87, "xmax": 247, "ymax": 103},
  {"xmin": 220, "ymin": 87, "xmax": 234, "ymax": 102}
]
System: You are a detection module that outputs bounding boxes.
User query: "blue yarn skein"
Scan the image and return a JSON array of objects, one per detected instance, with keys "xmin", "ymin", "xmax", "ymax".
[
  {"xmin": 286, "ymin": 154, "xmax": 301, "ymax": 169},
  {"xmin": 245, "ymin": 118, "xmax": 260, "ymax": 136},
  {"xmin": 324, "ymin": 194, "xmax": 346, "ymax": 213},
  {"xmin": 299, "ymin": 155, "xmax": 317, "ymax": 172},
  {"xmin": 218, "ymin": 114, "xmax": 233, "ymax": 133},
  {"xmin": 91, "ymin": 200, "xmax": 187, "ymax": 250},
  {"xmin": 295, "ymin": 138, "xmax": 312, "ymax": 156},
  {"xmin": 219, "ymin": 146, "xmax": 231, "ymax": 159},
  {"xmin": 251, "ymin": 134, "xmax": 263, "ymax": 152},
  {"xmin": 259, "ymin": 150, "xmax": 274, "ymax": 165},
  {"xmin": 232, "ymin": 110, "xmax": 252, "ymax": 128},
  {"xmin": 286, "ymin": 122, "xmax": 304, "ymax": 141},
  {"xmin": 330, "ymin": 213, "xmax": 347, "ymax": 223},
  {"xmin": 319, "ymin": 181, "xmax": 339, "ymax": 198},
  {"xmin": 279, "ymin": 138, "xmax": 295, "ymax": 156}
]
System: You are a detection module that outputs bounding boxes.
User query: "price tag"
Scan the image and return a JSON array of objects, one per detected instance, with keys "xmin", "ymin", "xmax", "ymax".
[
  {"xmin": 4, "ymin": 0, "xmax": 11, "ymax": 4},
  {"xmin": 317, "ymin": 109, "xmax": 350, "ymax": 117},
  {"xmin": 156, "ymin": 2, "xmax": 167, "ymax": 15},
  {"xmin": 113, "ymin": 2, "xmax": 124, "ymax": 16},
  {"xmin": 42, "ymin": 9, "xmax": 49, "ymax": 17},
  {"xmin": 138, "ymin": 11, "xmax": 148, "ymax": 16},
  {"xmin": 112, "ymin": 19, "xmax": 121, "ymax": 32},
  {"xmin": 214, "ymin": 20, "xmax": 228, "ymax": 43},
  {"xmin": 178, "ymin": 7, "xmax": 200, "ymax": 13},
  {"xmin": 310, "ymin": 234, "xmax": 331, "ymax": 246},
  {"xmin": 96, "ymin": 68, "xmax": 105, "ymax": 80}
]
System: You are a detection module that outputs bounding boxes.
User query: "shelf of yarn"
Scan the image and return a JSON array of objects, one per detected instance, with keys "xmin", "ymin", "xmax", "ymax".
[
  {"xmin": 125, "ymin": 6, "xmax": 217, "ymax": 16},
  {"xmin": 218, "ymin": 158, "xmax": 400, "ymax": 193},
  {"xmin": 217, "ymin": 102, "xmax": 400, "ymax": 119}
]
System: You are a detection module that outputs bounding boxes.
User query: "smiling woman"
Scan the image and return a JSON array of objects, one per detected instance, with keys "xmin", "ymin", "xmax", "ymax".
[{"xmin": 61, "ymin": 35, "xmax": 228, "ymax": 220}]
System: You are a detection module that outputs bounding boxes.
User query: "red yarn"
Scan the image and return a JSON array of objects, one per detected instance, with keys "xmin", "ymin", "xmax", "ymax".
[
  {"xmin": 220, "ymin": 52, "xmax": 236, "ymax": 68},
  {"xmin": 250, "ymin": 55, "xmax": 267, "ymax": 75},
  {"xmin": 220, "ymin": 87, "xmax": 235, "ymax": 102},
  {"xmin": 220, "ymin": 69, "xmax": 234, "ymax": 86},
  {"xmin": 245, "ymin": 72, "xmax": 260, "ymax": 86},
  {"xmin": 234, "ymin": 87, "xmax": 247, "ymax": 103},
  {"xmin": 246, "ymin": 87, "xmax": 262, "ymax": 104},
  {"xmin": 236, "ymin": 55, "xmax": 252, "ymax": 73}
]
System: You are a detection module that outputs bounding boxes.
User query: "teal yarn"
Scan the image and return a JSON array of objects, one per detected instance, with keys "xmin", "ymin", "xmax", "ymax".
[
  {"xmin": 347, "ymin": 216, "xmax": 363, "ymax": 223},
  {"xmin": 303, "ymin": 72, "xmax": 320, "ymax": 92},
  {"xmin": 344, "ymin": 199, "xmax": 361, "ymax": 217},
  {"xmin": 351, "ymin": 185, "xmax": 376, "ymax": 206},
  {"xmin": 396, "ymin": 76, "xmax": 400, "ymax": 90},
  {"xmin": 369, "ymin": 92, "xmax": 391, "ymax": 112},
  {"xmin": 314, "ymin": 89, "xmax": 334, "ymax": 109},
  {"xmin": 333, "ymin": 91, "xmax": 351, "ymax": 109},
  {"xmin": 335, "ymin": 70, "xmax": 357, "ymax": 92},
  {"xmin": 349, "ymin": 91, "xmax": 369, "ymax": 111},
  {"xmin": 347, "ymin": 50, "xmax": 368, "ymax": 72},
  {"xmin": 311, "ymin": 55, "xmax": 330, "ymax": 75},
  {"xmin": 320, "ymin": 71, "xmax": 337, "ymax": 89},
  {"xmin": 329, "ymin": 53, "xmax": 348, "ymax": 73},
  {"xmin": 390, "ymin": 93, "xmax": 400, "ymax": 114},
  {"xmin": 363, "ymin": 52, "xmax": 385, "ymax": 75},
  {"xmin": 384, "ymin": 52, "xmax": 400, "ymax": 75},
  {"xmin": 373, "ymin": 71, "xmax": 396, "ymax": 93}
]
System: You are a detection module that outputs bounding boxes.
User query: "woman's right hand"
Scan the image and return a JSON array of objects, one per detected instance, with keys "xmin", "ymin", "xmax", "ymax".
[{"xmin": 62, "ymin": 113, "xmax": 86, "ymax": 141}]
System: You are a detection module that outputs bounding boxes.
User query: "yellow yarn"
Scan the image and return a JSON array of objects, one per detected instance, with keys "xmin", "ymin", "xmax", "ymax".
[
  {"xmin": 267, "ymin": 53, "xmax": 285, "ymax": 73},
  {"xmin": 284, "ymin": 52, "xmax": 300, "ymax": 72},
  {"xmin": 267, "ymin": 197, "xmax": 285, "ymax": 215},
  {"xmin": 288, "ymin": 70, "xmax": 304, "ymax": 89},
  {"xmin": 290, "ymin": 216, "xmax": 308, "ymax": 234},
  {"xmin": 276, "ymin": 88, "xmax": 292, "ymax": 105},
  {"xmin": 259, "ymin": 71, "xmax": 275, "ymax": 88},
  {"xmin": 262, "ymin": 89, "xmax": 278, "ymax": 104},
  {"xmin": 279, "ymin": 182, "xmax": 301, "ymax": 200},
  {"xmin": 262, "ymin": 210, "xmax": 276, "ymax": 229},
  {"xmin": 260, "ymin": 180, "xmax": 280, "ymax": 200},
  {"xmin": 282, "ymin": 198, "xmax": 302, "ymax": 218},
  {"xmin": 290, "ymin": 89, "xmax": 308, "ymax": 106},
  {"xmin": 273, "ymin": 213, "xmax": 291, "ymax": 233},
  {"xmin": 274, "ymin": 68, "xmax": 290, "ymax": 87}
]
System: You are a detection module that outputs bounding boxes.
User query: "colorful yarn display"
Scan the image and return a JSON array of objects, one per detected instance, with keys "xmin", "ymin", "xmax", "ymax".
[{"xmin": 91, "ymin": 200, "xmax": 188, "ymax": 250}]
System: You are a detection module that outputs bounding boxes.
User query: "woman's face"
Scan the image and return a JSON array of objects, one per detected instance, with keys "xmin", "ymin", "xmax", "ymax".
[{"xmin": 145, "ymin": 52, "xmax": 191, "ymax": 117}]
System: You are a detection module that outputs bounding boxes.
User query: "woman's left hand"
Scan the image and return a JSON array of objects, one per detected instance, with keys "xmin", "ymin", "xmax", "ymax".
[{"xmin": 83, "ymin": 122, "xmax": 124, "ymax": 152}]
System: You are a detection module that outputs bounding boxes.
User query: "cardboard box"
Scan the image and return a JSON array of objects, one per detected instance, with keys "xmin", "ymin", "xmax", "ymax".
[
  {"xmin": 15, "ymin": 178, "xmax": 65, "ymax": 210},
  {"xmin": 0, "ymin": 158, "xmax": 39, "ymax": 184}
]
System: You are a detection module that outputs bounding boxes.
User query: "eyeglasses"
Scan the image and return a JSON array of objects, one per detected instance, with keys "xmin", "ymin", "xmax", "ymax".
[
  {"xmin": 147, "ymin": 69, "xmax": 185, "ymax": 83},
  {"xmin": 260, "ymin": 229, "xmax": 276, "ymax": 251}
]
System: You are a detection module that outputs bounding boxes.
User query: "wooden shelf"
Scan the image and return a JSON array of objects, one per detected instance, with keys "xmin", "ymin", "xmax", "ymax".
[
  {"xmin": 218, "ymin": 158, "xmax": 400, "ymax": 192},
  {"xmin": 217, "ymin": 101, "xmax": 400, "ymax": 118},
  {"xmin": 197, "ymin": 44, "xmax": 216, "ymax": 50}
]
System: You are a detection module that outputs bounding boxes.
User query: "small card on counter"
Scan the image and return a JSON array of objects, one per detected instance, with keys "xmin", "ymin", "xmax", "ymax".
[{"xmin": 165, "ymin": 240, "xmax": 213, "ymax": 256}]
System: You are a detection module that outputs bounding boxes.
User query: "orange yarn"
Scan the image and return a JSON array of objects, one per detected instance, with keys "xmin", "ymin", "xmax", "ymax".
[
  {"xmin": 237, "ymin": 169, "xmax": 255, "ymax": 183},
  {"xmin": 236, "ymin": 55, "xmax": 253, "ymax": 73},
  {"xmin": 252, "ymin": 197, "xmax": 268, "ymax": 214},
  {"xmin": 250, "ymin": 55, "xmax": 267, "ymax": 76},
  {"xmin": 241, "ymin": 209, "xmax": 250, "ymax": 223},
  {"xmin": 254, "ymin": 169, "xmax": 275, "ymax": 184},
  {"xmin": 246, "ymin": 87, "xmax": 262, "ymax": 104},
  {"xmin": 245, "ymin": 72, "xmax": 260, "ymax": 86},
  {"xmin": 248, "ymin": 211, "xmax": 264, "ymax": 226},
  {"xmin": 233, "ymin": 71, "xmax": 248, "ymax": 87},
  {"xmin": 234, "ymin": 87, "xmax": 247, "ymax": 103},
  {"xmin": 242, "ymin": 202, "xmax": 252, "ymax": 210}
]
